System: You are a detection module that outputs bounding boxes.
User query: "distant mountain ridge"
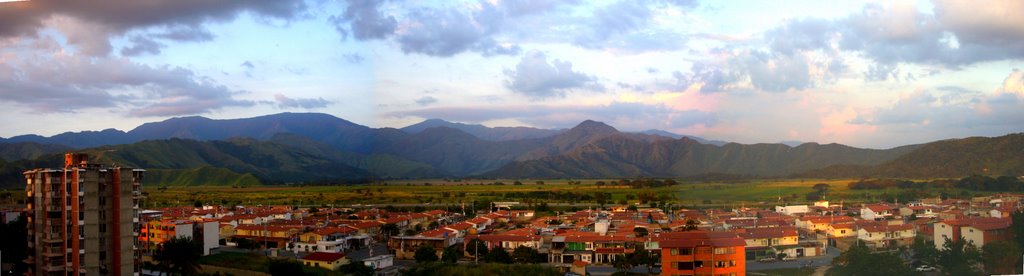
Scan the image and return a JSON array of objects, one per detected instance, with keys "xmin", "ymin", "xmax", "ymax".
[{"xmin": 0, "ymin": 112, "xmax": 1019, "ymax": 188}]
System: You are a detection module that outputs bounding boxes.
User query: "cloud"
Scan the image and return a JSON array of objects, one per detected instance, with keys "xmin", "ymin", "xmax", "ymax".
[
  {"xmin": 415, "ymin": 96, "xmax": 438, "ymax": 106},
  {"xmin": 120, "ymin": 35, "xmax": 164, "ymax": 56},
  {"xmin": 999, "ymin": 69, "xmax": 1024, "ymax": 95},
  {"xmin": 389, "ymin": 101, "xmax": 716, "ymax": 130},
  {"xmin": 0, "ymin": 38, "xmax": 253, "ymax": 116},
  {"xmin": 273, "ymin": 94, "xmax": 332, "ymax": 109},
  {"xmin": 394, "ymin": 3, "xmax": 519, "ymax": 57},
  {"xmin": 330, "ymin": 0, "xmax": 397, "ymax": 41},
  {"xmin": 240, "ymin": 61, "xmax": 255, "ymax": 69},
  {"xmin": 853, "ymin": 71, "xmax": 1024, "ymax": 134},
  {"xmin": 762, "ymin": 1, "xmax": 1024, "ymax": 70},
  {"xmin": 0, "ymin": 0, "xmax": 306, "ymax": 56},
  {"xmin": 504, "ymin": 51, "xmax": 599, "ymax": 98},
  {"xmin": 342, "ymin": 53, "xmax": 365, "ymax": 64}
]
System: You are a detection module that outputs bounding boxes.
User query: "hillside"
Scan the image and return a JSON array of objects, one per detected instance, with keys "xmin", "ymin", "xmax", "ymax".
[
  {"xmin": 484, "ymin": 135, "xmax": 920, "ymax": 178},
  {"xmin": 0, "ymin": 138, "xmax": 374, "ymax": 188},
  {"xmin": 800, "ymin": 133, "xmax": 1024, "ymax": 178},
  {"xmin": 0, "ymin": 142, "xmax": 71, "ymax": 162},
  {"xmin": 401, "ymin": 119, "xmax": 563, "ymax": 141}
]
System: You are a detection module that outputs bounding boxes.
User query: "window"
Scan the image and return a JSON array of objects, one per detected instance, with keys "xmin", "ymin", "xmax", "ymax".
[
  {"xmin": 714, "ymin": 247, "xmax": 735, "ymax": 254},
  {"xmin": 676, "ymin": 261, "xmax": 694, "ymax": 270},
  {"xmin": 729, "ymin": 260, "xmax": 736, "ymax": 267},
  {"xmin": 671, "ymin": 249, "xmax": 678, "ymax": 255},
  {"xmin": 695, "ymin": 261, "xmax": 704, "ymax": 268},
  {"xmin": 715, "ymin": 261, "xmax": 726, "ymax": 268}
]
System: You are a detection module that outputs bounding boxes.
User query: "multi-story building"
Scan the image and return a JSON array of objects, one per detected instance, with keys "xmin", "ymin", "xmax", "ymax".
[
  {"xmin": 24, "ymin": 153, "xmax": 143, "ymax": 275},
  {"xmin": 659, "ymin": 231, "xmax": 746, "ymax": 276}
]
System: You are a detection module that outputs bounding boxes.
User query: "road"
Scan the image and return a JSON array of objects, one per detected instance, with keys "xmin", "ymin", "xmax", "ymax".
[{"xmin": 747, "ymin": 246, "xmax": 841, "ymax": 271}]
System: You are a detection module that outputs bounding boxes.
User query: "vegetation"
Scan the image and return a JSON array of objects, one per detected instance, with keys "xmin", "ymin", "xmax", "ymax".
[
  {"xmin": 401, "ymin": 263, "xmax": 561, "ymax": 276},
  {"xmin": 414, "ymin": 244, "xmax": 439, "ymax": 263},
  {"xmin": 154, "ymin": 237, "xmax": 203, "ymax": 275},
  {"xmin": 0, "ymin": 215, "xmax": 28, "ymax": 275},
  {"xmin": 828, "ymin": 242, "xmax": 919, "ymax": 276},
  {"xmin": 511, "ymin": 246, "xmax": 543, "ymax": 264}
]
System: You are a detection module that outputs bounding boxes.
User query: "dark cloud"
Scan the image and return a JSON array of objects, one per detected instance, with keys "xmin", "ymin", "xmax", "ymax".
[
  {"xmin": 504, "ymin": 51, "xmax": 599, "ymax": 98},
  {"xmin": 120, "ymin": 35, "xmax": 164, "ymax": 56},
  {"xmin": 273, "ymin": 94, "xmax": 331, "ymax": 109},
  {"xmin": 415, "ymin": 96, "xmax": 438, "ymax": 106},
  {"xmin": 153, "ymin": 25, "xmax": 215, "ymax": 42},
  {"xmin": 0, "ymin": 0, "xmax": 306, "ymax": 56},
  {"xmin": 330, "ymin": 0, "xmax": 397, "ymax": 41},
  {"xmin": 394, "ymin": 3, "xmax": 519, "ymax": 57},
  {"xmin": 0, "ymin": 41, "xmax": 253, "ymax": 116},
  {"xmin": 389, "ymin": 101, "xmax": 716, "ymax": 130}
]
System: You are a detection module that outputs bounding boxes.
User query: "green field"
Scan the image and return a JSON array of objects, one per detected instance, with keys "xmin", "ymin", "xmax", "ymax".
[
  {"xmin": 0, "ymin": 178, "xmax": 990, "ymax": 210},
  {"xmin": 86, "ymin": 178, "xmax": 988, "ymax": 209}
]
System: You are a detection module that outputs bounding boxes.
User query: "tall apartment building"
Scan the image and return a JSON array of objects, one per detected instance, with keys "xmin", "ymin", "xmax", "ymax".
[
  {"xmin": 659, "ymin": 231, "xmax": 746, "ymax": 276},
  {"xmin": 24, "ymin": 153, "xmax": 143, "ymax": 276}
]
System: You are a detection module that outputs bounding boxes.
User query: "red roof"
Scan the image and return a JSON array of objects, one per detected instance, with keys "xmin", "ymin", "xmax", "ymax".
[
  {"xmin": 657, "ymin": 231, "xmax": 746, "ymax": 248},
  {"xmin": 737, "ymin": 227, "xmax": 798, "ymax": 239},
  {"xmin": 302, "ymin": 252, "xmax": 347, "ymax": 262}
]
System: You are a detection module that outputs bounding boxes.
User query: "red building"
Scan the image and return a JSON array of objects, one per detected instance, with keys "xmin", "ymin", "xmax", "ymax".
[{"xmin": 659, "ymin": 231, "xmax": 746, "ymax": 276}]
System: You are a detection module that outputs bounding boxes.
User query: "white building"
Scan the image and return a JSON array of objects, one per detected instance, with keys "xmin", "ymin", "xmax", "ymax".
[{"xmin": 775, "ymin": 205, "xmax": 809, "ymax": 216}]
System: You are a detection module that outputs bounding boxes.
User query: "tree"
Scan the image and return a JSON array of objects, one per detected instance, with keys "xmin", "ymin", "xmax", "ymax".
[
  {"xmin": 267, "ymin": 258, "xmax": 304, "ymax": 276},
  {"xmin": 683, "ymin": 219, "xmax": 698, "ymax": 231},
  {"xmin": 193, "ymin": 200, "xmax": 203, "ymax": 208},
  {"xmin": 153, "ymin": 237, "xmax": 202, "ymax": 276},
  {"xmin": 911, "ymin": 235, "xmax": 938, "ymax": 266},
  {"xmin": 485, "ymin": 246, "xmax": 513, "ymax": 263},
  {"xmin": 611, "ymin": 254, "xmax": 630, "ymax": 272},
  {"xmin": 829, "ymin": 242, "xmax": 917, "ymax": 276},
  {"xmin": 629, "ymin": 249, "xmax": 656, "ymax": 273},
  {"xmin": 982, "ymin": 241, "xmax": 1021, "ymax": 275},
  {"xmin": 466, "ymin": 239, "xmax": 489, "ymax": 260},
  {"xmin": 594, "ymin": 191, "xmax": 609, "ymax": 206},
  {"xmin": 414, "ymin": 244, "xmax": 439, "ymax": 263},
  {"xmin": 1013, "ymin": 211, "xmax": 1024, "ymax": 250},
  {"xmin": 512, "ymin": 246, "xmax": 542, "ymax": 263},
  {"xmin": 634, "ymin": 227, "xmax": 649, "ymax": 237},
  {"xmin": 234, "ymin": 237, "xmax": 257, "ymax": 251},
  {"xmin": 339, "ymin": 261, "xmax": 375, "ymax": 276},
  {"xmin": 936, "ymin": 238, "xmax": 982, "ymax": 276},
  {"xmin": 627, "ymin": 204, "xmax": 638, "ymax": 211},
  {"xmin": 441, "ymin": 245, "xmax": 463, "ymax": 263},
  {"xmin": 381, "ymin": 223, "xmax": 400, "ymax": 239},
  {"xmin": 812, "ymin": 183, "xmax": 830, "ymax": 195}
]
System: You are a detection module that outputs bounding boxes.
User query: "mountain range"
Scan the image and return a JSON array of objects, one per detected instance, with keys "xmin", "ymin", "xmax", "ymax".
[{"xmin": 0, "ymin": 112, "xmax": 1020, "ymax": 188}]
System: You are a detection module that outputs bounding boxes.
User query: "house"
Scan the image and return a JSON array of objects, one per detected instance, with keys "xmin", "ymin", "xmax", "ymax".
[
  {"xmin": 301, "ymin": 252, "xmax": 349, "ymax": 271},
  {"xmin": 290, "ymin": 227, "xmax": 358, "ymax": 253},
  {"xmin": 935, "ymin": 217, "xmax": 1012, "ymax": 249},
  {"xmin": 737, "ymin": 227, "xmax": 800, "ymax": 261},
  {"xmin": 659, "ymin": 231, "xmax": 746, "ymax": 276},
  {"xmin": 774, "ymin": 205, "xmax": 809, "ymax": 216},
  {"xmin": 389, "ymin": 235, "xmax": 455, "ymax": 260},
  {"xmin": 899, "ymin": 206, "xmax": 936, "ymax": 218},
  {"xmin": 857, "ymin": 223, "xmax": 915, "ymax": 249},
  {"xmin": 362, "ymin": 254, "xmax": 394, "ymax": 270},
  {"xmin": 861, "ymin": 204, "xmax": 897, "ymax": 220},
  {"xmin": 796, "ymin": 216, "xmax": 854, "ymax": 232},
  {"xmin": 826, "ymin": 222, "xmax": 856, "ymax": 238}
]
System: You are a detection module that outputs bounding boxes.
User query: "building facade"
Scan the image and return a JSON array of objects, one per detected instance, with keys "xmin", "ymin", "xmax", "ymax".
[
  {"xmin": 25, "ymin": 153, "xmax": 143, "ymax": 276},
  {"xmin": 659, "ymin": 231, "xmax": 746, "ymax": 276}
]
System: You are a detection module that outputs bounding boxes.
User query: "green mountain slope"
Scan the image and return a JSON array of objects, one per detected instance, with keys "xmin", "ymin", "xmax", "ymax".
[
  {"xmin": 144, "ymin": 167, "xmax": 262, "ymax": 187},
  {"xmin": 0, "ymin": 142, "xmax": 71, "ymax": 161},
  {"xmin": 484, "ymin": 134, "xmax": 920, "ymax": 178},
  {"xmin": 800, "ymin": 133, "xmax": 1024, "ymax": 178}
]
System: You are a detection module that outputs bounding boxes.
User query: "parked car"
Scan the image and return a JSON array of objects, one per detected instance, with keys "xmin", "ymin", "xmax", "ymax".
[{"xmin": 915, "ymin": 265, "xmax": 936, "ymax": 272}]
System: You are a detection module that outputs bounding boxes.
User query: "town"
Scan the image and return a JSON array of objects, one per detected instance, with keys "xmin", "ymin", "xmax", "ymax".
[{"xmin": 3, "ymin": 154, "xmax": 1020, "ymax": 275}]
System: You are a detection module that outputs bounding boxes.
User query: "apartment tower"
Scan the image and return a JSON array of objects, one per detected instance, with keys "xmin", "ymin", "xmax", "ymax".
[{"xmin": 24, "ymin": 153, "xmax": 143, "ymax": 276}]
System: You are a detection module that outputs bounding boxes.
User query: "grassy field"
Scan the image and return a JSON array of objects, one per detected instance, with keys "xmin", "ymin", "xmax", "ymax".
[
  {"xmin": 1, "ymin": 178, "xmax": 986, "ymax": 209},
  {"xmin": 112, "ymin": 178, "xmax": 987, "ymax": 209}
]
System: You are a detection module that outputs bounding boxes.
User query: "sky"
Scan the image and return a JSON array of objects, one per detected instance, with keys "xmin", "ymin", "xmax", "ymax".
[{"xmin": 0, "ymin": 0, "xmax": 1022, "ymax": 149}]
